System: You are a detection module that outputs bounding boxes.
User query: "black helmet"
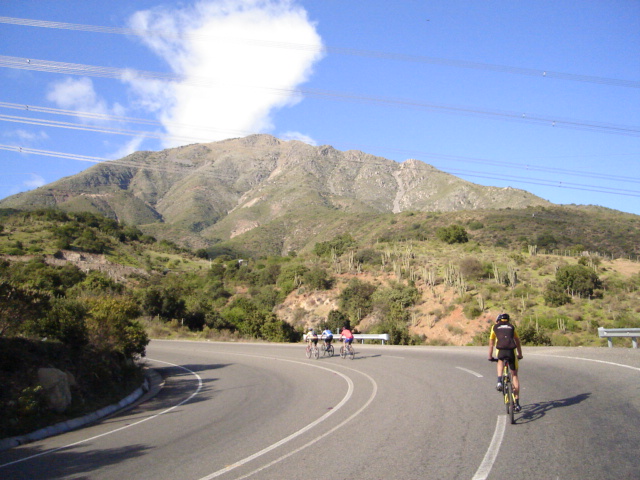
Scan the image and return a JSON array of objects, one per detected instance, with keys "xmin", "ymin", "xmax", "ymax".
[{"xmin": 496, "ymin": 313, "xmax": 510, "ymax": 322}]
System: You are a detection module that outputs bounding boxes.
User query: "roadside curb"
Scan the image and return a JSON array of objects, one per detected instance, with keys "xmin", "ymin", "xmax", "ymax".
[{"xmin": 0, "ymin": 368, "xmax": 162, "ymax": 452}]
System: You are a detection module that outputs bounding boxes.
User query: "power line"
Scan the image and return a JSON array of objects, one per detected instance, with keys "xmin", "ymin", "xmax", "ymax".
[
  {"xmin": 1, "ymin": 55, "xmax": 639, "ymax": 137},
  {"xmin": 2, "ymin": 101, "xmax": 639, "ymax": 188},
  {"xmin": 2, "ymin": 144, "xmax": 639, "ymax": 198},
  {"xmin": 0, "ymin": 101, "xmax": 250, "ymax": 139},
  {"xmin": 1, "ymin": 15, "xmax": 637, "ymax": 89}
]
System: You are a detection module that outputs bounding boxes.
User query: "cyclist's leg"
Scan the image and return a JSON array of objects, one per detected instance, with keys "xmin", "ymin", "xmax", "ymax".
[
  {"xmin": 508, "ymin": 352, "xmax": 519, "ymax": 398},
  {"xmin": 495, "ymin": 353, "xmax": 505, "ymax": 389},
  {"xmin": 512, "ymin": 370, "xmax": 520, "ymax": 397}
]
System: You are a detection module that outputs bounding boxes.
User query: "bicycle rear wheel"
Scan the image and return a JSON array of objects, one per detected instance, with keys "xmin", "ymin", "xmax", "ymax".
[
  {"xmin": 505, "ymin": 380, "xmax": 515, "ymax": 424},
  {"xmin": 340, "ymin": 345, "xmax": 346, "ymax": 359},
  {"xmin": 313, "ymin": 346, "xmax": 319, "ymax": 359},
  {"xmin": 305, "ymin": 345, "xmax": 311, "ymax": 358},
  {"xmin": 349, "ymin": 345, "xmax": 355, "ymax": 360},
  {"xmin": 327, "ymin": 344, "xmax": 334, "ymax": 357}
]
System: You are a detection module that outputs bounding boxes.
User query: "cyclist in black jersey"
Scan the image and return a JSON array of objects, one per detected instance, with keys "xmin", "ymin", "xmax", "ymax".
[{"xmin": 488, "ymin": 313, "xmax": 523, "ymax": 412}]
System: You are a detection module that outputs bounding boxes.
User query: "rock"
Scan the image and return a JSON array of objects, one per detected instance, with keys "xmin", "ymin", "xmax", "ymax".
[{"xmin": 37, "ymin": 368, "xmax": 72, "ymax": 413}]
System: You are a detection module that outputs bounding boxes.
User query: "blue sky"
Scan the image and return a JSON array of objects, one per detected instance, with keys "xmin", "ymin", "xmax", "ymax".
[{"xmin": 1, "ymin": 0, "xmax": 639, "ymax": 215}]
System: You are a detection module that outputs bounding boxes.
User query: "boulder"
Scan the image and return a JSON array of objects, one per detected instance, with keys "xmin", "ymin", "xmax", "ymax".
[{"xmin": 37, "ymin": 368, "xmax": 72, "ymax": 413}]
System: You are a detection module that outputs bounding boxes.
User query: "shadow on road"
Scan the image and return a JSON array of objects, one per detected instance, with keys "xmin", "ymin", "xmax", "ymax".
[
  {"xmin": 0, "ymin": 443, "xmax": 150, "ymax": 479},
  {"xmin": 517, "ymin": 392, "xmax": 591, "ymax": 424}
]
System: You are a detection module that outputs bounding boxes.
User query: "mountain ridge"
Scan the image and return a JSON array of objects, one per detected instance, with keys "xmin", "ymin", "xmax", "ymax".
[{"xmin": 0, "ymin": 134, "xmax": 554, "ymax": 253}]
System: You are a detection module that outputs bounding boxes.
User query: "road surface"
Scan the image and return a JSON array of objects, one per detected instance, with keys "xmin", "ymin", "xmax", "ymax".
[{"xmin": 1, "ymin": 341, "xmax": 638, "ymax": 479}]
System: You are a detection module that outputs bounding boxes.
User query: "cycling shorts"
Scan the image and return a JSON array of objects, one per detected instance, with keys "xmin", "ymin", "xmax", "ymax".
[
  {"xmin": 497, "ymin": 349, "xmax": 518, "ymax": 371},
  {"xmin": 344, "ymin": 337, "xmax": 353, "ymax": 344},
  {"xmin": 324, "ymin": 336, "xmax": 333, "ymax": 343},
  {"xmin": 308, "ymin": 337, "xmax": 318, "ymax": 345}
]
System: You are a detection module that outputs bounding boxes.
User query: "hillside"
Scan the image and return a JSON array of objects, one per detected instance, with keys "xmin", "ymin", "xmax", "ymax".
[
  {"xmin": 1, "ymin": 208, "xmax": 639, "ymax": 349},
  {"xmin": 0, "ymin": 134, "xmax": 551, "ymax": 254}
]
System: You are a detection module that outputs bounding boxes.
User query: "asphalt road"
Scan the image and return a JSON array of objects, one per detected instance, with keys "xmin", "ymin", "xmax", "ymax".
[{"xmin": 1, "ymin": 341, "xmax": 639, "ymax": 480}]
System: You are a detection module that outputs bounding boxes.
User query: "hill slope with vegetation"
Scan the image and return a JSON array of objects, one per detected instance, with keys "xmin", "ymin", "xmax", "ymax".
[{"xmin": 1, "ymin": 205, "xmax": 639, "ymax": 437}]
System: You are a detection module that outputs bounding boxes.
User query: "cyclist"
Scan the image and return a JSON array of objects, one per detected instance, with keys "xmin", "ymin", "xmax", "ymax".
[
  {"xmin": 340, "ymin": 326, "xmax": 354, "ymax": 350},
  {"xmin": 488, "ymin": 313, "xmax": 523, "ymax": 412},
  {"xmin": 321, "ymin": 327, "xmax": 334, "ymax": 350},
  {"xmin": 305, "ymin": 328, "xmax": 318, "ymax": 348}
]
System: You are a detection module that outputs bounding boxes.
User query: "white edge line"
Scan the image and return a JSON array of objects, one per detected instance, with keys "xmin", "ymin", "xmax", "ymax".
[
  {"xmin": 456, "ymin": 366, "xmax": 483, "ymax": 378},
  {"xmin": 0, "ymin": 359, "xmax": 203, "ymax": 469},
  {"xmin": 528, "ymin": 353, "xmax": 640, "ymax": 372},
  {"xmin": 472, "ymin": 415, "xmax": 506, "ymax": 480}
]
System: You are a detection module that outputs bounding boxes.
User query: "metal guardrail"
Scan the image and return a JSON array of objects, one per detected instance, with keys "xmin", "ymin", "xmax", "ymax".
[
  {"xmin": 598, "ymin": 327, "xmax": 640, "ymax": 348},
  {"xmin": 321, "ymin": 334, "xmax": 390, "ymax": 345},
  {"xmin": 353, "ymin": 334, "xmax": 390, "ymax": 345}
]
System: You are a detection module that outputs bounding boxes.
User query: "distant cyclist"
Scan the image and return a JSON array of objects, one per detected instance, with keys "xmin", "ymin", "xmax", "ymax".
[
  {"xmin": 340, "ymin": 326, "xmax": 354, "ymax": 346},
  {"xmin": 305, "ymin": 328, "xmax": 318, "ymax": 347},
  {"xmin": 488, "ymin": 313, "xmax": 523, "ymax": 412},
  {"xmin": 321, "ymin": 328, "xmax": 334, "ymax": 349}
]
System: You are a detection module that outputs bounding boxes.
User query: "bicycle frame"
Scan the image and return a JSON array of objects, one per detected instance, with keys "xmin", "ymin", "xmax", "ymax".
[
  {"xmin": 491, "ymin": 357, "xmax": 516, "ymax": 424},
  {"xmin": 340, "ymin": 340, "xmax": 355, "ymax": 359},
  {"xmin": 306, "ymin": 342, "xmax": 319, "ymax": 359}
]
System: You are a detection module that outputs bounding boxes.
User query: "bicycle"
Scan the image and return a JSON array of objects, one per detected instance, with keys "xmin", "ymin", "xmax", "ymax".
[
  {"xmin": 321, "ymin": 342, "xmax": 334, "ymax": 357},
  {"xmin": 490, "ymin": 357, "xmax": 517, "ymax": 424},
  {"xmin": 340, "ymin": 341, "xmax": 355, "ymax": 360},
  {"xmin": 306, "ymin": 342, "xmax": 319, "ymax": 359}
]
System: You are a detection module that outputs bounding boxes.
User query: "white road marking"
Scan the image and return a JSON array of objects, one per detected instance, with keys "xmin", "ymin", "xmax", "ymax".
[
  {"xmin": 472, "ymin": 415, "xmax": 506, "ymax": 480},
  {"xmin": 529, "ymin": 353, "xmax": 640, "ymax": 372},
  {"xmin": 0, "ymin": 359, "xmax": 203, "ymax": 469},
  {"xmin": 456, "ymin": 366, "xmax": 483, "ymax": 377},
  {"xmin": 197, "ymin": 355, "xmax": 378, "ymax": 480}
]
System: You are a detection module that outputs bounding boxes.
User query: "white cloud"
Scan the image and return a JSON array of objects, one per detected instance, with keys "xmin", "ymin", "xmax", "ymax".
[
  {"xmin": 107, "ymin": 136, "xmax": 147, "ymax": 160},
  {"xmin": 280, "ymin": 131, "xmax": 317, "ymax": 145},
  {"xmin": 4, "ymin": 129, "xmax": 49, "ymax": 142},
  {"xmin": 126, "ymin": 0, "xmax": 324, "ymax": 147},
  {"xmin": 46, "ymin": 77, "xmax": 125, "ymax": 122},
  {"xmin": 23, "ymin": 174, "xmax": 46, "ymax": 189}
]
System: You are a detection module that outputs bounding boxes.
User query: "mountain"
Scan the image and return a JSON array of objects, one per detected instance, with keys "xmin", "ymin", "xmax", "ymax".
[{"xmin": 1, "ymin": 134, "xmax": 551, "ymax": 254}]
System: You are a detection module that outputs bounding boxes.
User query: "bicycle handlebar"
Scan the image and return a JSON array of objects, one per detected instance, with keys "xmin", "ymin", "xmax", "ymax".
[{"xmin": 489, "ymin": 356, "xmax": 522, "ymax": 362}]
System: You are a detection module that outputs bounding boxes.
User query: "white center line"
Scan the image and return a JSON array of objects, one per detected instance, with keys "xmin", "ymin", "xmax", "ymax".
[
  {"xmin": 456, "ymin": 366, "xmax": 483, "ymax": 378},
  {"xmin": 472, "ymin": 415, "xmax": 506, "ymax": 480}
]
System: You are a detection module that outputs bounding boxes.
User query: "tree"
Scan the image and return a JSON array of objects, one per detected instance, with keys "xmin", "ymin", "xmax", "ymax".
[
  {"xmin": 555, "ymin": 264, "xmax": 601, "ymax": 298},
  {"xmin": 29, "ymin": 298, "xmax": 89, "ymax": 349},
  {"xmin": 543, "ymin": 280, "xmax": 571, "ymax": 306},
  {"xmin": 302, "ymin": 266, "xmax": 334, "ymax": 290},
  {"xmin": 338, "ymin": 279, "xmax": 377, "ymax": 323},
  {"xmin": 313, "ymin": 233, "xmax": 357, "ymax": 257},
  {"xmin": 0, "ymin": 282, "xmax": 49, "ymax": 337},
  {"xmin": 436, "ymin": 225, "xmax": 469, "ymax": 244},
  {"xmin": 138, "ymin": 286, "xmax": 186, "ymax": 321},
  {"xmin": 86, "ymin": 296, "xmax": 148, "ymax": 358},
  {"xmin": 325, "ymin": 310, "xmax": 349, "ymax": 333}
]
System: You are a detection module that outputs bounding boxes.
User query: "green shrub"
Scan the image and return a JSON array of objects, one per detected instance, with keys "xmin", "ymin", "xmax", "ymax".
[
  {"xmin": 436, "ymin": 225, "xmax": 469, "ymax": 244},
  {"xmin": 518, "ymin": 322, "xmax": 552, "ymax": 346}
]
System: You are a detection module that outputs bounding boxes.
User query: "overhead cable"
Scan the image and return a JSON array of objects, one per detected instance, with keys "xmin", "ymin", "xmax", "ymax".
[
  {"xmin": 0, "ymin": 16, "xmax": 637, "ymax": 89},
  {"xmin": 2, "ymin": 144, "xmax": 639, "ymax": 198},
  {"xmin": 1, "ymin": 55, "xmax": 639, "ymax": 137},
  {"xmin": 2, "ymin": 101, "xmax": 639, "ymax": 186}
]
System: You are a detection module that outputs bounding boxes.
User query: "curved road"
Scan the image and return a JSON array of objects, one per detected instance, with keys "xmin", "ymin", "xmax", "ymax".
[{"xmin": 1, "ymin": 341, "xmax": 639, "ymax": 479}]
